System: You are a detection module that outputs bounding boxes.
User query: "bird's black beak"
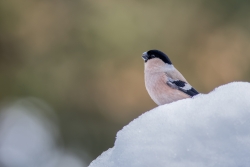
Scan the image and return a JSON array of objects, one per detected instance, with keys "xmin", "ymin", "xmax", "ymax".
[{"xmin": 142, "ymin": 52, "xmax": 148, "ymax": 62}]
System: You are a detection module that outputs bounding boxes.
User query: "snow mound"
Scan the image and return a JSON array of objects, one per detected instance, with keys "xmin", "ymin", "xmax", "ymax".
[{"xmin": 89, "ymin": 82, "xmax": 250, "ymax": 167}]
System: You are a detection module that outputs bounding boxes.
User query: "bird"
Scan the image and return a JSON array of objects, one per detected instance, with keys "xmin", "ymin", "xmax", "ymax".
[{"xmin": 142, "ymin": 49, "xmax": 199, "ymax": 105}]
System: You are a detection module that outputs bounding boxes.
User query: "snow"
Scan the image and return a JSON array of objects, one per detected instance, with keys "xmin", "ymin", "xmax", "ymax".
[{"xmin": 89, "ymin": 82, "xmax": 250, "ymax": 167}]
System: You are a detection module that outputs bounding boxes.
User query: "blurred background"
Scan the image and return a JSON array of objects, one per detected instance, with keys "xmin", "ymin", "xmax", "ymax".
[{"xmin": 1, "ymin": 0, "xmax": 250, "ymax": 166}]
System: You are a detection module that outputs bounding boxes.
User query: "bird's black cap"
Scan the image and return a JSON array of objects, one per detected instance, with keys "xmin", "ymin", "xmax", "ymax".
[{"xmin": 142, "ymin": 50, "xmax": 172, "ymax": 64}]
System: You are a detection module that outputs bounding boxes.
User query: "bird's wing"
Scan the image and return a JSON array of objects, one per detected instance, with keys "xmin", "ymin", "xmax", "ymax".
[{"xmin": 167, "ymin": 78, "xmax": 199, "ymax": 97}]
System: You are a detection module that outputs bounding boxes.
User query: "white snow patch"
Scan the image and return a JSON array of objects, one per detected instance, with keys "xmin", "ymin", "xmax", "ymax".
[{"xmin": 89, "ymin": 82, "xmax": 250, "ymax": 167}]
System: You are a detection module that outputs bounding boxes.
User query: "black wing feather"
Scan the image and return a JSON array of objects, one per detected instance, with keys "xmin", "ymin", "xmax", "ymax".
[
  {"xmin": 172, "ymin": 80, "xmax": 186, "ymax": 87},
  {"xmin": 184, "ymin": 87, "xmax": 199, "ymax": 97},
  {"xmin": 167, "ymin": 79, "xmax": 199, "ymax": 97}
]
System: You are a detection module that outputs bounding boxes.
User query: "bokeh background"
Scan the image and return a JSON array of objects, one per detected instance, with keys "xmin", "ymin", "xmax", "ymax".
[{"xmin": 1, "ymin": 0, "xmax": 250, "ymax": 166}]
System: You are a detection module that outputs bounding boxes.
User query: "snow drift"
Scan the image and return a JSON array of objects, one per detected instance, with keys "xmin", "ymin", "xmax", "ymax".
[{"xmin": 89, "ymin": 82, "xmax": 250, "ymax": 167}]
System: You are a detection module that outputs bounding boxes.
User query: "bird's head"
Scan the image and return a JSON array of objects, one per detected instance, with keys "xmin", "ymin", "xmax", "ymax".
[
  {"xmin": 142, "ymin": 50, "xmax": 173, "ymax": 72},
  {"xmin": 142, "ymin": 50, "xmax": 172, "ymax": 64}
]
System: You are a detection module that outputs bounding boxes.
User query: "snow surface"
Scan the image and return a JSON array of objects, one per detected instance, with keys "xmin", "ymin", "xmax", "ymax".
[{"xmin": 89, "ymin": 82, "xmax": 250, "ymax": 167}]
